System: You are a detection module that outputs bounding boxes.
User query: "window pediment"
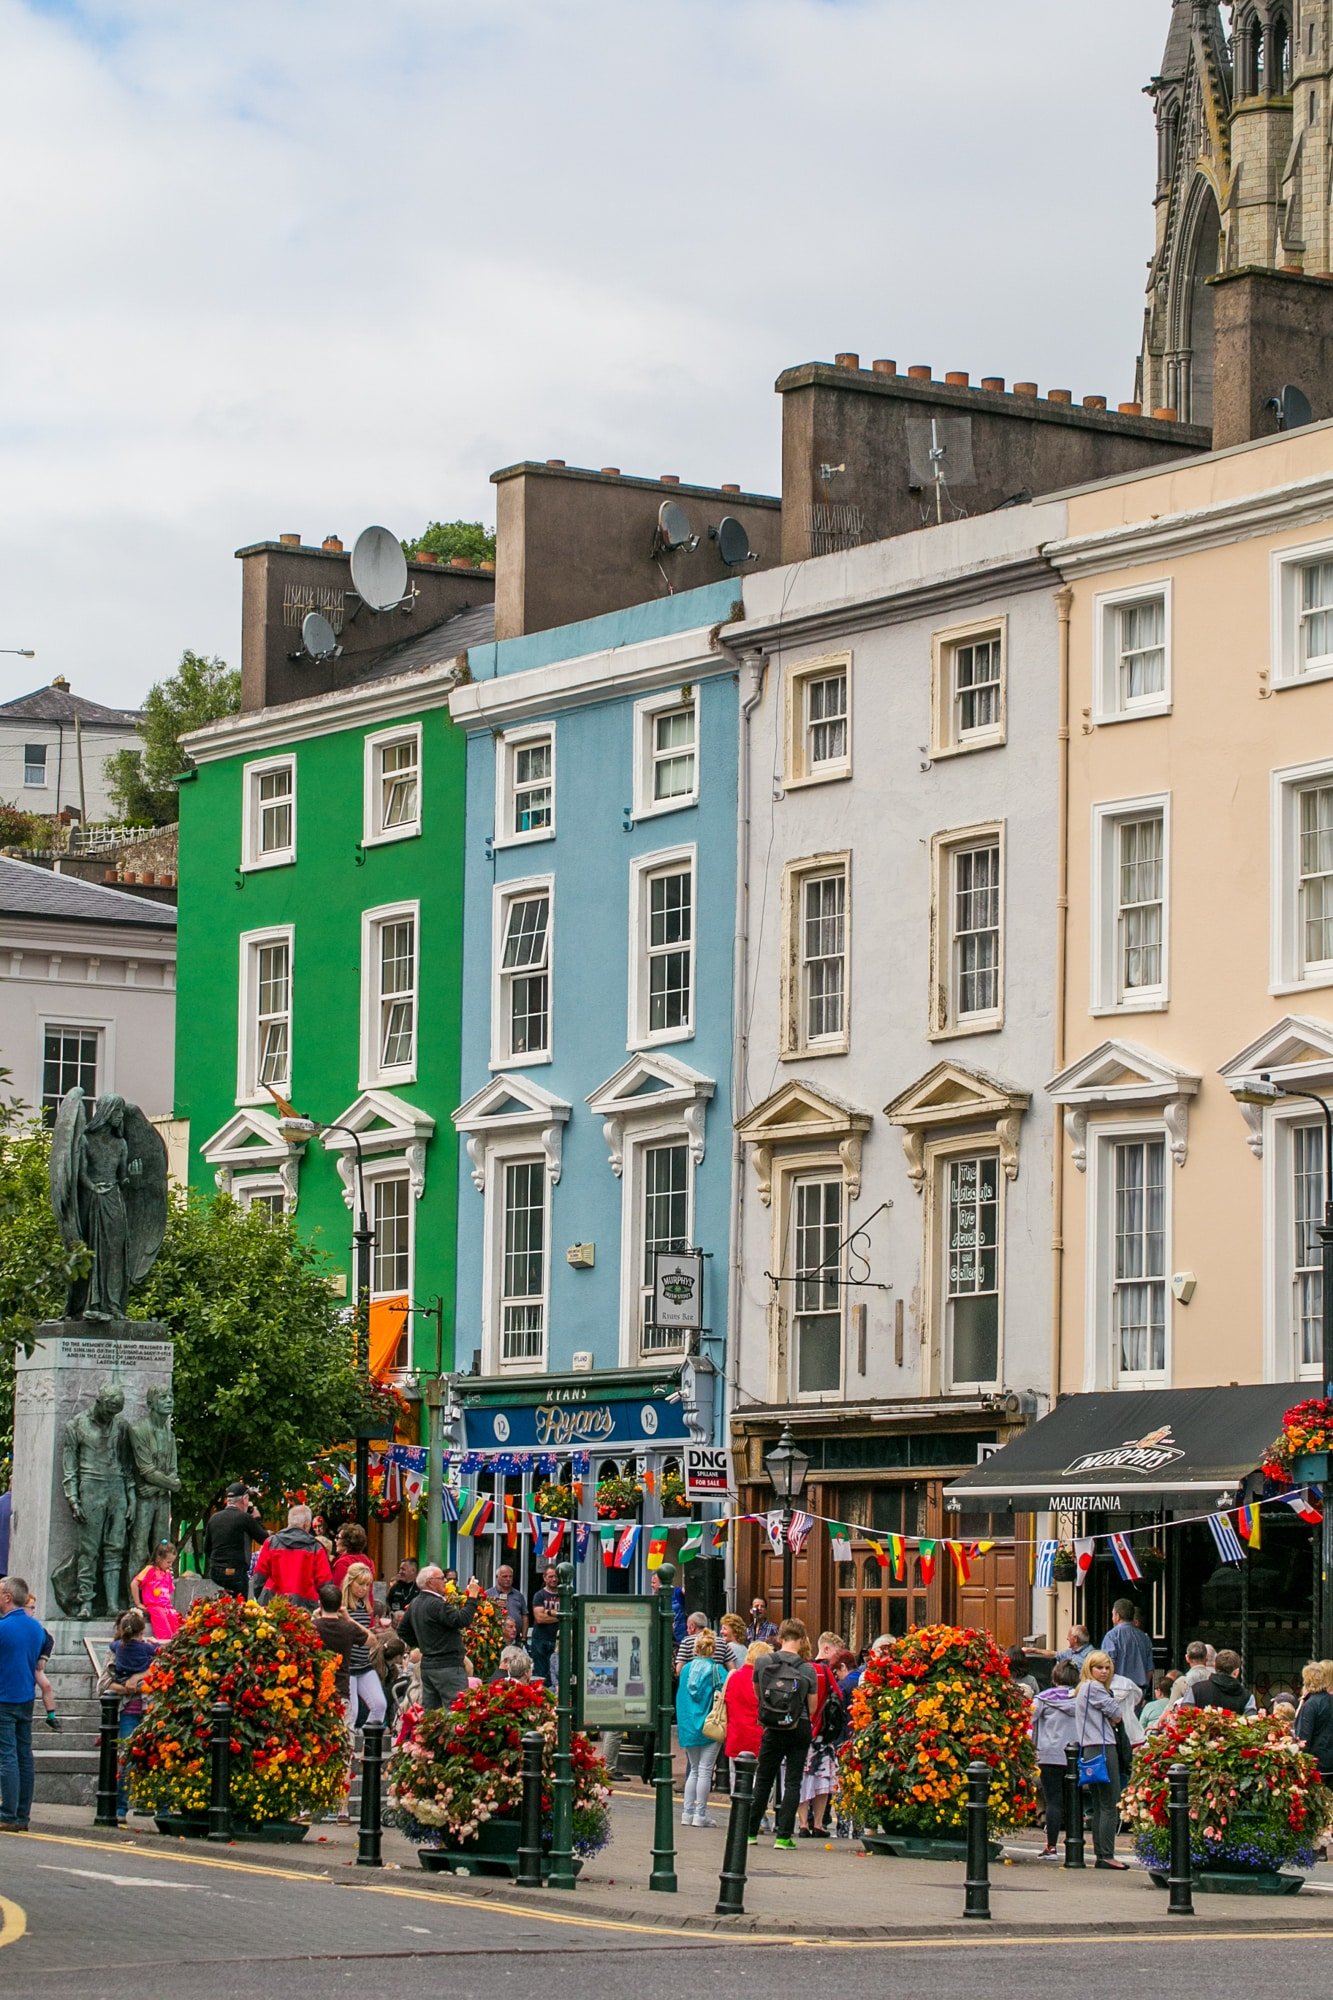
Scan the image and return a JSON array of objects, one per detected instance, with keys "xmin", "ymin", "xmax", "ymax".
[
  {"xmin": 1219, "ymin": 1014, "xmax": 1333, "ymax": 1157},
  {"xmin": 325, "ymin": 1088, "xmax": 437, "ymax": 1204},
  {"xmin": 736, "ymin": 1079, "xmax": 872, "ymax": 1205},
  {"xmin": 1047, "ymin": 1039, "xmax": 1199, "ymax": 1171},
  {"xmin": 452, "ymin": 1073, "xmax": 570, "ymax": 1191},
  {"xmin": 200, "ymin": 1108, "xmax": 304, "ymax": 1212},
  {"xmin": 884, "ymin": 1061, "xmax": 1029, "ymax": 1193},
  {"xmin": 586, "ymin": 1052, "xmax": 714, "ymax": 1177}
]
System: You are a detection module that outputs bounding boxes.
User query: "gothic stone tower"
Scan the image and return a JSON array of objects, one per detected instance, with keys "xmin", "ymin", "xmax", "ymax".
[{"xmin": 1139, "ymin": 3, "xmax": 1333, "ymax": 440}]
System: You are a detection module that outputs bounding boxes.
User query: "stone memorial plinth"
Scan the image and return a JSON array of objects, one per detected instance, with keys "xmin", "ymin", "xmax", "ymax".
[{"xmin": 11, "ymin": 1320, "xmax": 173, "ymax": 1622}]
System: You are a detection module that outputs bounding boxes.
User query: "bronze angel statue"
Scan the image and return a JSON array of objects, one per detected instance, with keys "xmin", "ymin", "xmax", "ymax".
[{"xmin": 49, "ymin": 1088, "xmax": 169, "ymax": 1321}]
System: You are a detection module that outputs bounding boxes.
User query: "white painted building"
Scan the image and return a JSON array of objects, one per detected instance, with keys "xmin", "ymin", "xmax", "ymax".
[
  {"xmin": 0, "ymin": 858, "xmax": 176, "ymax": 1121},
  {"xmin": 0, "ymin": 678, "xmax": 144, "ymax": 824},
  {"xmin": 722, "ymin": 500, "xmax": 1069, "ymax": 1648}
]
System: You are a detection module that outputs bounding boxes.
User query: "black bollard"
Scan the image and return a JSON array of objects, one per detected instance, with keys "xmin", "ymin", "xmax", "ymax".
[
  {"xmin": 356, "ymin": 1721, "xmax": 385, "ymax": 1868},
  {"xmin": 516, "ymin": 1730, "xmax": 546, "ymax": 1888},
  {"xmin": 714, "ymin": 1752, "xmax": 758, "ymax": 1916},
  {"xmin": 963, "ymin": 1760, "xmax": 992, "ymax": 1920},
  {"xmin": 207, "ymin": 1699, "xmax": 233, "ymax": 1844},
  {"xmin": 94, "ymin": 1693, "xmax": 121, "ymax": 1828},
  {"xmin": 1165, "ymin": 1761, "xmax": 1194, "ymax": 1916},
  {"xmin": 1063, "ymin": 1744, "xmax": 1086, "ymax": 1870}
]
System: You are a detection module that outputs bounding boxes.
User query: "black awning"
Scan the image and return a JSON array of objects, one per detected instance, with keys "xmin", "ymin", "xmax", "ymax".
[{"xmin": 944, "ymin": 1384, "xmax": 1296, "ymax": 1512}]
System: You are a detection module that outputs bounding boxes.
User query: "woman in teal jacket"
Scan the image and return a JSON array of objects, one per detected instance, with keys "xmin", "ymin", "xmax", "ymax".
[{"xmin": 676, "ymin": 1628, "xmax": 726, "ymax": 1828}]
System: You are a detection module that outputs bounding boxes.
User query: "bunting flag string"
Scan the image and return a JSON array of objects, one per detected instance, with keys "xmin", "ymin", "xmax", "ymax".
[
  {"xmin": 544, "ymin": 1519, "xmax": 566, "ymax": 1560},
  {"xmin": 678, "ymin": 1524, "xmax": 704, "ymax": 1563},
  {"xmin": 1034, "ymin": 1539, "xmax": 1058, "ymax": 1590},
  {"xmin": 945, "ymin": 1540, "xmax": 971, "ymax": 1584},
  {"xmin": 764, "ymin": 1510, "xmax": 786, "ymax": 1557},
  {"xmin": 459, "ymin": 1494, "xmax": 492, "ymax": 1536},
  {"xmin": 1209, "ymin": 1512, "xmax": 1247, "ymax": 1565},
  {"xmin": 646, "ymin": 1525, "xmax": 670, "ymax": 1571},
  {"xmin": 868, "ymin": 1538, "xmax": 890, "ymax": 1572},
  {"xmin": 573, "ymin": 1523, "xmax": 592, "ymax": 1563},
  {"xmin": 707, "ymin": 1522, "xmax": 728, "ymax": 1555},
  {"xmin": 504, "ymin": 1494, "xmax": 518, "ymax": 1551},
  {"xmin": 1073, "ymin": 1537, "xmax": 1096, "ymax": 1580},
  {"xmin": 615, "ymin": 1524, "xmax": 641, "ymax": 1571},
  {"xmin": 439, "ymin": 1486, "xmax": 460, "ymax": 1527},
  {"xmin": 829, "ymin": 1523, "xmax": 854, "ymax": 1563},
  {"xmin": 886, "ymin": 1532, "xmax": 906, "ymax": 1581},
  {"xmin": 918, "ymin": 1540, "xmax": 937, "ymax": 1586},
  {"xmin": 1109, "ymin": 1532, "xmax": 1142, "ymax": 1583},
  {"xmin": 1281, "ymin": 1487, "xmax": 1324, "ymax": 1525},
  {"xmin": 788, "ymin": 1510, "xmax": 814, "ymax": 1553},
  {"xmin": 1236, "ymin": 1504, "xmax": 1262, "ymax": 1549}
]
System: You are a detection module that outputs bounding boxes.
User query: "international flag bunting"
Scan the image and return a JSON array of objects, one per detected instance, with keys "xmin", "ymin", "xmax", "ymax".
[
  {"xmin": 765, "ymin": 1510, "xmax": 786, "ymax": 1557},
  {"xmin": 1109, "ymin": 1532, "xmax": 1142, "ymax": 1583},
  {"xmin": 615, "ymin": 1524, "xmax": 641, "ymax": 1570},
  {"xmin": 918, "ymin": 1540, "xmax": 937, "ymax": 1585},
  {"xmin": 1034, "ymin": 1539, "xmax": 1058, "ymax": 1590},
  {"xmin": 599, "ymin": 1525, "xmax": 617, "ymax": 1569},
  {"xmin": 828, "ymin": 1524, "xmax": 854, "ymax": 1564},
  {"xmin": 646, "ymin": 1526, "xmax": 670, "ymax": 1571},
  {"xmin": 886, "ymin": 1533, "xmax": 906, "ymax": 1582},
  {"xmin": 946, "ymin": 1541, "xmax": 971, "ymax": 1584},
  {"xmin": 972, "ymin": 1541, "xmax": 995, "ymax": 1559},
  {"xmin": 707, "ymin": 1522, "xmax": 728, "ymax": 1555},
  {"xmin": 504, "ymin": 1495, "xmax": 518, "ymax": 1551},
  {"xmin": 459, "ymin": 1494, "xmax": 493, "ymax": 1537},
  {"xmin": 440, "ymin": 1486, "xmax": 461, "ymax": 1527},
  {"xmin": 678, "ymin": 1525, "xmax": 704, "ymax": 1563},
  {"xmin": 643, "ymin": 1470, "xmax": 656, "ymax": 1497},
  {"xmin": 574, "ymin": 1523, "xmax": 593, "ymax": 1563},
  {"xmin": 1281, "ymin": 1488, "xmax": 1324, "ymax": 1525},
  {"xmin": 544, "ymin": 1519, "xmax": 566, "ymax": 1560},
  {"xmin": 1236, "ymin": 1505, "xmax": 1261, "ymax": 1549},
  {"xmin": 1073, "ymin": 1537, "xmax": 1096, "ymax": 1581},
  {"xmin": 869, "ymin": 1539, "xmax": 890, "ymax": 1571},
  {"xmin": 1208, "ymin": 1512, "xmax": 1246, "ymax": 1565},
  {"xmin": 788, "ymin": 1510, "xmax": 814, "ymax": 1553}
]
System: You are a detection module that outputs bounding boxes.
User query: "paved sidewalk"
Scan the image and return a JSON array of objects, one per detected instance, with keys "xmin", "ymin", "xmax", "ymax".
[{"xmin": 21, "ymin": 1791, "xmax": 1333, "ymax": 1938}]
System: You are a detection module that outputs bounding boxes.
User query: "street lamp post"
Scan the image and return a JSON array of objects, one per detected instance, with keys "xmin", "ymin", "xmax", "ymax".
[
  {"xmin": 1235, "ymin": 1073, "xmax": 1333, "ymax": 1652},
  {"xmin": 764, "ymin": 1425, "xmax": 811, "ymax": 1624}
]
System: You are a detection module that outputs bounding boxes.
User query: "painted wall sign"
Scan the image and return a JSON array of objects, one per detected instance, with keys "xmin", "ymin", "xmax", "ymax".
[
  {"xmin": 462, "ymin": 1393, "xmax": 691, "ymax": 1451},
  {"xmin": 1062, "ymin": 1426, "xmax": 1185, "ymax": 1480}
]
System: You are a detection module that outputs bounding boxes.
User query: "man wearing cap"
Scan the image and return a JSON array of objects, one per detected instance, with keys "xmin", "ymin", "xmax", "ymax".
[{"xmin": 203, "ymin": 1484, "xmax": 268, "ymax": 1598}]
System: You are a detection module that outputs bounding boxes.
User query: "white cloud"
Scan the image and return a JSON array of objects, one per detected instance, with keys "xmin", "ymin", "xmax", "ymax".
[{"xmin": 0, "ymin": 0, "xmax": 1170, "ymax": 706}]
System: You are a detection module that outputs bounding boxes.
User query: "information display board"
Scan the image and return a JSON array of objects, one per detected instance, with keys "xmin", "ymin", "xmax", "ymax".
[{"xmin": 575, "ymin": 1596, "xmax": 656, "ymax": 1731}]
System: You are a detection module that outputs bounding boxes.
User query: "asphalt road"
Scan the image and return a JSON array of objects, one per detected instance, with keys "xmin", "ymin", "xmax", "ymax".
[{"xmin": 4, "ymin": 1832, "xmax": 1333, "ymax": 2000}]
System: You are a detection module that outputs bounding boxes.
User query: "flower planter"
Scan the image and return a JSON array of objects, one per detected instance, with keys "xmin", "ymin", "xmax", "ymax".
[
  {"xmin": 862, "ymin": 1832, "xmax": 1003, "ymax": 1863},
  {"xmin": 1149, "ymin": 1868, "xmax": 1304, "ymax": 1896},
  {"xmin": 153, "ymin": 1812, "xmax": 310, "ymax": 1843},
  {"xmin": 417, "ymin": 1819, "xmax": 584, "ymax": 1880},
  {"xmin": 154, "ymin": 1812, "xmax": 211, "ymax": 1839},
  {"xmin": 1292, "ymin": 1451, "xmax": 1330, "ymax": 1483}
]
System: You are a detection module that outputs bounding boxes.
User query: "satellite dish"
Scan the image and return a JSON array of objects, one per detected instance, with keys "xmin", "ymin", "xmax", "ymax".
[
  {"xmin": 350, "ymin": 525, "xmax": 409, "ymax": 611},
  {"xmin": 655, "ymin": 499, "xmax": 697, "ymax": 554},
  {"xmin": 1270, "ymin": 384, "xmax": 1315, "ymax": 432},
  {"xmin": 301, "ymin": 611, "xmax": 339, "ymax": 661},
  {"xmin": 711, "ymin": 515, "xmax": 753, "ymax": 567}
]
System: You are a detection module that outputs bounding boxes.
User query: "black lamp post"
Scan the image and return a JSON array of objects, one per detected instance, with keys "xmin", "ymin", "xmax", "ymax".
[
  {"xmin": 765, "ymin": 1424, "xmax": 811, "ymax": 1623},
  {"xmin": 1234, "ymin": 1072, "xmax": 1333, "ymax": 1652}
]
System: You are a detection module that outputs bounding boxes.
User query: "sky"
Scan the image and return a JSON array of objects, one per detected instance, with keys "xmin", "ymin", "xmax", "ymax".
[{"xmin": 0, "ymin": 0, "xmax": 1177, "ymax": 708}]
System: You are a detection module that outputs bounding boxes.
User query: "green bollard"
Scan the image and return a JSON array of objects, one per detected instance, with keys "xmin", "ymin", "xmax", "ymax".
[{"xmin": 649, "ymin": 1562, "xmax": 678, "ymax": 1893}]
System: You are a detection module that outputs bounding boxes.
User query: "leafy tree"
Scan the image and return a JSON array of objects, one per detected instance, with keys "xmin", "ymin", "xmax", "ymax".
[
  {"xmin": 402, "ymin": 519, "xmax": 496, "ymax": 566},
  {"xmin": 106, "ymin": 648, "xmax": 241, "ymax": 826}
]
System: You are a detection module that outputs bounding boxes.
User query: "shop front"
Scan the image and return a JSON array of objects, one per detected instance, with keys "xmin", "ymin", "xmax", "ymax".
[
  {"xmin": 731, "ymin": 1399, "xmax": 1032, "ymax": 1651},
  {"xmin": 945, "ymin": 1382, "xmax": 1316, "ymax": 1696},
  {"xmin": 449, "ymin": 1360, "xmax": 722, "ymax": 1606}
]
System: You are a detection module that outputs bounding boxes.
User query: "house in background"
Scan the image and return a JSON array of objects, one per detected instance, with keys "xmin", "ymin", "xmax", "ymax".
[
  {"xmin": 0, "ymin": 678, "xmax": 144, "ymax": 824},
  {"xmin": 0, "ymin": 856, "xmax": 176, "ymax": 1120}
]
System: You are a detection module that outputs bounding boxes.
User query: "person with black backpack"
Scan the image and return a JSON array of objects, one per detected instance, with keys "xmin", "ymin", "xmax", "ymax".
[
  {"xmin": 798, "ymin": 1632, "xmax": 850, "ymax": 1837},
  {"xmin": 746, "ymin": 1617, "xmax": 820, "ymax": 1851}
]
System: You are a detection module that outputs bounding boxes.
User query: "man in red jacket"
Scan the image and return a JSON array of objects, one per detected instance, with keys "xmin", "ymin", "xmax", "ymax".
[{"xmin": 252, "ymin": 1504, "xmax": 334, "ymax": 1609}]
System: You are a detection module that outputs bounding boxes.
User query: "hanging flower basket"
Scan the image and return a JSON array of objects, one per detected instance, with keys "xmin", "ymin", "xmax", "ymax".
[
  {"xmin": 1122, "ymin": 1706, "xmax": 1332, "ymax": 1885},
  {"xmin": 1051, "ymin": 1548, "xmax": 1078, "ymax": 1582},
  {"xmin": 1262, "ymin": 1396, "xmax": 1333, "ymax": 1484},
  {"xmin": 837, "ymin": 1624, "xmax": 1040, "ymax": 1846},
  {"xmin": 533, "ymin": 1481, "xmax": 576, "ymax": 1520},
  {"xmin": 595, "ymin": 1475, "xmax": 643, "ymax": 1520},
  {"xmin": 658, "ymin": 1472, "xmax": 690, "ymax": 1517}
]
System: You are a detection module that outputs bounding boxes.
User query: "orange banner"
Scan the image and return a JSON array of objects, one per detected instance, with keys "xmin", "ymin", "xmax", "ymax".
[{"xmin": 368, "ymin": 1296, "xmax": 409, "ymax": 1379}]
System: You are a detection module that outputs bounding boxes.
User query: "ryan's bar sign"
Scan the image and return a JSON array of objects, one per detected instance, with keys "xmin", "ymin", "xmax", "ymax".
[{"xmin": 1062, "ymin": 1425, "xmax": 1185, "ymax": 1480}]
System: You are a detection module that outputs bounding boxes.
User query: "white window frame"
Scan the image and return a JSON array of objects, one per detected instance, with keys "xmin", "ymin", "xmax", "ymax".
[
  {"xmin": 1272, "ymin": 536, "xmax": 1333, "ymax": 688},
  {"xmin": 23, "ymin": 743, "xmax": 47, "ymax": 789},
  {"xmin": 929, "ymin": 822, "xmax": 1005, "ymax": 1038},
  {"xmin": 931, "ymin": 615, "xmax": 1008, "ymax": 756},
  {"xmin": 937, "ymin": 1146, "xmax": 1004, "ymax": 1393},
  {"xmin": 633, "ymin": 688, "xmax": 699, "ymax": 819},
  {"xmin": 1085, "ymin": 1120, "xmax": 1172, "ymax": 1390},
  {"xmin": 362, "ymin": 723, "xmax": 422, "ymax": 847},
  {"xmin": 240, "ymin": 755, "xmax": 297, "ymax": 871},
  {"xmin": 1262, "ymin": 1104, "xmax": 1331, "ymax": 1384},
  {"xmin": 234, "ymin": 1175, "xmax": 288, "ymax": 1220},
  {"xmin": 788, "ymin": 1170, "xmax": 846, "ymax": 1400},
  {"xmin": 482, "ymin": 1144, "xmax": 550, "ymax": 1373},
  {"xmin": 781, "ymin": 853, "xmax": 851, "ymax": 1057},
  {"xmin": 494, "ymin": 724, "xmax": 556, "ymax": 848},
  {"xmin": 367, "ymin": 1159, "xmax": 415, "ymax": 1304},
  {"xmin": 1272, "ymin": 759, "xmax": 1333, "ymax": 992},
  {"xmin": 237, "ymin": 925, "xmax": 294, "ymax": 1105},
  {"xmin": 1092, "ymin": 579, "xmax": 1173, "ymax": 723},
  {"xmin": 621, "ymin": 1122, "xmax": 696, "ymax": 1363},
  {"xmin": 38, "ymin": 1016, "xmax": 114, "ymax": 1116},
  {"xmin": 491, "ymin": 875, "xmax": 554, "ymax": 1068},
  {"xmin": 360, "ymin": 901, "xmax": 420, "ymax": 1089},
  {"xmin": 629, "ymin": 844, "xmax": 696, "ymax": 1050},
  {"xmin": 784, "ymin": 652, "xmax": 852, "ymax": 787},
  {"xmin": 1091, "ymin": 794, "xmax": 1171, "ymax": 1014}
]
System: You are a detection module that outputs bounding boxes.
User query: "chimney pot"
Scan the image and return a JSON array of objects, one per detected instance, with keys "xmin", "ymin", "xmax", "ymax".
[
  {"xmin": 545, "ymin": 458, "xmax": 566, "ymax": 468},
  {"xmin": 414, "ymin": 549, "xmax": 439, "ymax": 564},
  {"xmin": 599, "ymin": 466, "xmax": 621, "ymax": 477},
  {"xmin": 721, "ymin": 483, "xmax": 740, "ymax": 494},
  {"xmin": 835, "ymin": 351, "xmax": 860, "ymax": 370},
  {"xmin": 871, "ymin": 358, "xmax": 897, "ymax": 376},
  {"xmin": 907, "ymin": 364, "xmax": 932, "ymax": 382},
  {"xmin": 1014, "ymin": 381, "xmax": 1038, "ymax": 398},
  {"xmin": 1118, "ymin": 401, "xmax": 1143, "ymax": 416},
  {"xmin": 479, "ymin": 560, "xmax": 496, "ymax": 572},
  {"xmin": 449, "ymin": 556, "xmax": 473, "ymax": 568},
  {"xmin": 279, "ymin": 532, "xmax": 301, "ymax": 546},
  {"xmin": 321, "ymin": 535, "xmax": 343, "ymax": 553},
  {"xmin": 660, "ymin": 474, "xmax": 681, "ymax": 485},
  {"xmin": 1083, "ymin": 394, "xmax": 1108, "ymax": 411},
  {"xmin": 944, "ymin": 370, "xmax": 970, "ymax": 387},
  {"xmin": 1048, "ymin": 389, "xmax": 1073, "ymax": 405},
  {"xmin": 1152, "ymin": 406, "xmax": 1178, "ymax": 422},
  {"xmin": 981, "ymin": 376, "xmax": 1005, "ymax": 393}
]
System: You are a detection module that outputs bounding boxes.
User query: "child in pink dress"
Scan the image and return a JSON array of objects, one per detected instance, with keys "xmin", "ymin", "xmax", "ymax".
[{"xmin": 131, "ymin": 1539, "xmax": 182, "ymax": 1642}]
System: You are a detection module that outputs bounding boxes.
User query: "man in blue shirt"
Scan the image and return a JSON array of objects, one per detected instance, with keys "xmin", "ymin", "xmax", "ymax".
[
  {"xmin": 1101, "ymin": 1599, "xmax": 1154, "ymax": 1703},
  {"xmin": 0, "ymin": 1573, "xmax": 51, "ymax": 1830}
]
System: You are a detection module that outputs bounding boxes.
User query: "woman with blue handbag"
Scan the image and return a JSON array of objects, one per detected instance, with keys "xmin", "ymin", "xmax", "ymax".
[{"xmin": 1075, "ymin": 1652, "xmax": 1129, "ymax": 1868}]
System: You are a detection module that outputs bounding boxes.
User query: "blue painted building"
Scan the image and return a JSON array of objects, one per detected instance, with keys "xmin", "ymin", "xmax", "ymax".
[{"xmin": 448, "ymin": 581, "xmax": 742, "ymax": 1592}]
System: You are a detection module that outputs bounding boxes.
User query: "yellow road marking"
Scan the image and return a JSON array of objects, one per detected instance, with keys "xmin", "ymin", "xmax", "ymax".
[{"xmin": 6, "ymin": 1832, "xmax": 1333, "ymax": 1952}]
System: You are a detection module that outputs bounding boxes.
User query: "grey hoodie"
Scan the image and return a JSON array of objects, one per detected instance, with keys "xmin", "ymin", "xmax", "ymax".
[{"xmin": 1030, "ymin": 1684, "xmax": 1080, "ymax": 1764}]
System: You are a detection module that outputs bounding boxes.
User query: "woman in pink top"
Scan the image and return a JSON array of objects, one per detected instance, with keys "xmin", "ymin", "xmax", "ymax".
[
  {"xmin": 723, "ymin": 1640, "xmax": 772, "ymax": 1763},
  {"xmin": 130, "ymin": 1539, "xmax": 181, "ymax": 1642}
]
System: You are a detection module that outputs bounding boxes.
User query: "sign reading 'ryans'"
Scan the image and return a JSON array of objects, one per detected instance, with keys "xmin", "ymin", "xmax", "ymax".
[{"xmin": 684, "ymin": 1447, "xmax": 730, "ymax": 1501}]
